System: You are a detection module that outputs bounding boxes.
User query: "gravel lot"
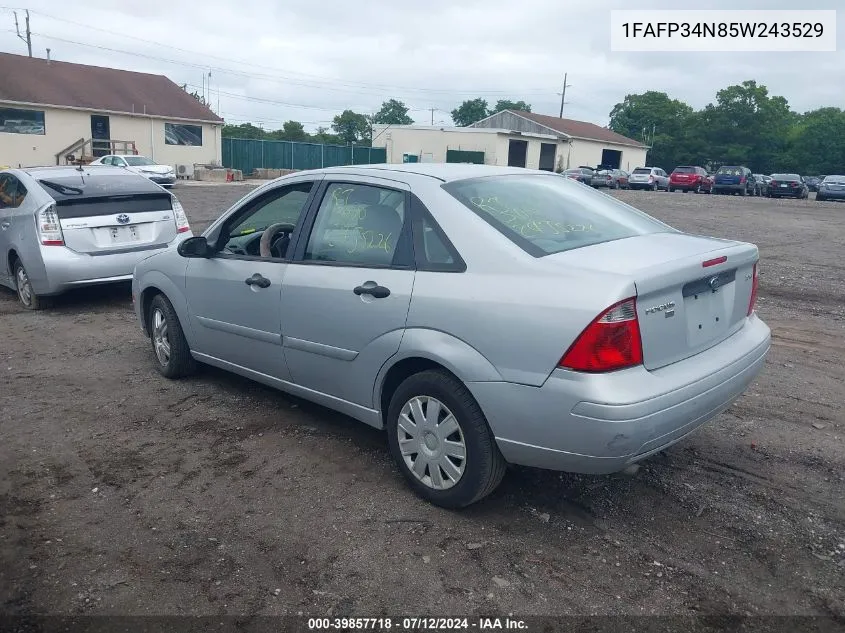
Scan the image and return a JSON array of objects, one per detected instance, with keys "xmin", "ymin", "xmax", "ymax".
[{"xmin": 1, "ymin": 183, "xmax": 843, "ymax": 621}]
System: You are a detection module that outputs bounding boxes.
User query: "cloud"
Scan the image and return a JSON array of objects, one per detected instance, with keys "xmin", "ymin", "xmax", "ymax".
[{"xmin": 1, "ymin": 0, "xmax": 842, "ymax": 130}]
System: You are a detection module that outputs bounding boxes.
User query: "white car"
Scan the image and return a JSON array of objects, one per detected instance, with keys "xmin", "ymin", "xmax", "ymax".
[
  {"xmin": 628, "ymin": 166, "xmax": 670, "ymax": 191},
  {"xmin": 89, "ymin": 155, "xmax": 176, "ymax": 187}
]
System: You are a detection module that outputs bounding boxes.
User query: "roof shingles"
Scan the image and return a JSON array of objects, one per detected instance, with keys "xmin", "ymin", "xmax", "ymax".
[
  {"xmin": 507, "ymin": 110, "xmax": 645, "ymax": 147},
  {"xmin": 0, "ymin": 52, "xmax": 223, "ymax": 123}
]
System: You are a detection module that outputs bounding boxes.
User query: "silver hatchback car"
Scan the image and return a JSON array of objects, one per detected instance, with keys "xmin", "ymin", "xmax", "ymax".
[
  {"xmin": 0, "ymin": 165, "xmax": 192, "ymax": 309},
  {"xmin": 133, "ymin": 164, "xmax": 770, "ymax": 508}
]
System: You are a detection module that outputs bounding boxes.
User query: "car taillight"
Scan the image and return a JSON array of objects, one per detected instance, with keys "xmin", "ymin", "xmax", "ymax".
[
  {"xmin": 171, "ymin": 195, "xmax": 191, "ymax": 233},
  {"xmin": 37, "ymin": 204, "xmax": 64, "ymax": 246},
  {"xmin": 648, "ymin": 175, "xmax": 654, "ymax": 182},
  {"xmin": 559, "ymin": 298, "xmax": 643, "ymax": 373},
  {"xmin": 790, "ymin": 182, "xmax": 798, "ymax": 187},
  {"xmin": 739, "ymin": 176, "xmax": 746, "ymax": 183},
  {"xmin": 748, "ymin": 263, "xmax": 759, "ymax": 316}
]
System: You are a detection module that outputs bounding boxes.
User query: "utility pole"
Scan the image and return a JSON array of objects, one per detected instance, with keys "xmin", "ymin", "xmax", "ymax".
[
  {"xmin": 14, "ymin": 10, "xmax": 33, "ymax": 57},
  {"xmin": 558, "ymin": 73, "xmax": 571, "ymax": 118}
]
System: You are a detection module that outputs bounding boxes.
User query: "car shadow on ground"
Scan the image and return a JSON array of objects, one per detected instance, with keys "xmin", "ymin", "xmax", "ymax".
[{"xmin": 0, "ymin": 281, "xmax": 133, "ymax": 313}]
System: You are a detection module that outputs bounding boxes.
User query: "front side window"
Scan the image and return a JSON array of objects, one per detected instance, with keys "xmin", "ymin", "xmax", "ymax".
[
  {"xmin": 442, "ymin": 174, "xmax": 673, "ymax": 257},
  {"xmin": 165, "ymin": 123, "xmax": 203, "ymax": 146},
  {"xmin": 0, "ymin": 175, "xmax": 28, "ymax": 209},
  {"xmin": 222, "ymin": 182, "xmax": 314, "ymax": 258},
  {"xmin": 305, "ymin": 183, "xmax": 406, "ymax": 267},
  {"xmin": 0, "ymin": 108, "xmax": 45, "ymax": 135}
]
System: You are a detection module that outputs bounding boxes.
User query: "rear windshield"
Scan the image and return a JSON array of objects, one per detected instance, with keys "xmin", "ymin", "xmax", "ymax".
[
  {"xmin": 717, "ymin": 167, "xmax": 743, "ymax": 175},
  {"xmin": 771, "ymin": 174, "xmax": 800, "ymax": 181},
  {"xmin": 442, "ymin": 174, "xmax": 673, "ymax": 257},
  {"xmin": 672, "ymin": 166, "xmax": 695, "ymax": 174},
  {"xmin": 34, "ymin": 172, "xmax": 167, "ymax": 201},
  {"xmin": 632, "ymin": 168, "xmax": 651, "ymax": 175},
  {"xmin": 823, "ymin": 175, "xmax": 845, "ymax": 184}
]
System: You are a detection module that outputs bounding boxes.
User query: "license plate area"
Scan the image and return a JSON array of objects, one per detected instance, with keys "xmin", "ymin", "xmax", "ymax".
[
  {"xmin": 683, "ymin": 269, "xmax": 736, "ymax": 347},
  {"xmin": 109, "ymin": 225, "xmax": 141, "ymax": 244}
]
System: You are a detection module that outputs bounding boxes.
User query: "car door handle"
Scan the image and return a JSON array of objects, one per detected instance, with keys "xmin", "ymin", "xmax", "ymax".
[
  {"xmin": 245, "ymin": 273, "xmax": 271, "ymax": 288},
  {"xmin": 353, "ymin": 283, "xmax": 390, "ymax": 299}
]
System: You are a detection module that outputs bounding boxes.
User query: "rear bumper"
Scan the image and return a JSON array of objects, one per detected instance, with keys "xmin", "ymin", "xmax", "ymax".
[
  {"xmin": 32, "ymin": 233, "xmax": 191, "ymax": 295},
  {"xmin": 468, "ymin": 314, "xmax": 771, "ymax": 474},
  {"xmin": 768, "ymin": 188, "xmax": 802, "ymax": 197},
  {"xmin": 628, "ymin": 181, "xmax": 654, "ymax": 189},
  {"xmin": 713, "ymin": 183, "xmax": 745, "ymax": 192},
  {"xmin": 670, "ymin": 181, "xmax": 706, "ymax": 190}
]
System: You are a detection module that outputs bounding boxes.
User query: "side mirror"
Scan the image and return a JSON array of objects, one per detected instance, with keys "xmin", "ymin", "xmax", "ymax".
[{"xmin": 177, "ymin": 236, "xmax": 211, "ymax": 258}]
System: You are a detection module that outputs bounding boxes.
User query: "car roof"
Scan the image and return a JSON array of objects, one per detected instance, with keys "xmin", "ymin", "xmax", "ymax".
[{"xmin": 303, "ymin": 163, "xmax": 546, "ymax": 182}]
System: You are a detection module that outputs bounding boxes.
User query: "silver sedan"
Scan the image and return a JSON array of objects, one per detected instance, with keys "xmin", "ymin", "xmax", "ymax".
[{"xmin": 132, "ymin": 164, "xmax": 771, "ymax": 508}]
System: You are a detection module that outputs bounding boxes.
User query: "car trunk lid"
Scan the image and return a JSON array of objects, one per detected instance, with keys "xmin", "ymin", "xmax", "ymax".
[
  {"xmin": 37, "ymin": 172, "xmax": 177, "ymax": 255},
  {"xmin": 547, "ymin": 232, "xmax": 758, "ymax": 370},
  {"xmin": 55, "ymin": 194, "xmax": 176, "ymax": 254}
]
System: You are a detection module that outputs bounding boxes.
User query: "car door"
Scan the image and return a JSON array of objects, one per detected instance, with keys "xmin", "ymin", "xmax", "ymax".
[
  {"xmin": 280, "ymin": 177, "xmax": 416, "ymax": 408},
  {"xmin": 183, "ymin": 178, "xmax": 321, "ymax": 380},
  {"xmin": 0, "ymin": 174, "xmax": 17, "ymax": 284}
]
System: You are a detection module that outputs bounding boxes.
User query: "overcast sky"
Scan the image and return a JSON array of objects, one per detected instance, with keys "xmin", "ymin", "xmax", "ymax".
[{"xmin": 1, "ymin": 1, "xmax": 843, "ymax": 132}]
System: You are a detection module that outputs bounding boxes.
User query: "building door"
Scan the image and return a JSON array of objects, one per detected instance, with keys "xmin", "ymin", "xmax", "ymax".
[
  {"xmin": 600, "ymin": 148, "xmax": 622, "ymax": 170},
  {"xmin": 539, "ymin": 143, "xmax": 556, "ymax": 171},
  {"xmin": 507, "ymin": 139, "xmax": 528, "ymax": 168},
  {"xmin": 90, "ymin": 115, "xmax": 110, "ymax": 157}
]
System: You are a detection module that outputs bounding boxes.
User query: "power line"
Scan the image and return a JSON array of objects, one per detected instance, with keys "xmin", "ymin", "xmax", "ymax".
[{"xmin": 18, "ymin": 10, "xmax": 554, "ymax": 97}]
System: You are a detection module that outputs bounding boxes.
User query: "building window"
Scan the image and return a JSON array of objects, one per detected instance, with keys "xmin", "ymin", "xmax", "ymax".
[
  {"xmin": 164, "ymin": 122, "xmax": 203, "ymax": 146},
  {"xmin": 0, "ymin": 108, "xmax": 45, "ymax": 135}
]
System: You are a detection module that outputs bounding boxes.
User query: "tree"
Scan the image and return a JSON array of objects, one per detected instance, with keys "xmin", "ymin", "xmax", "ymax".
[
  {"xmin": 221, "ymin": 122, "xmax": 266, "ymax": 139},
  {"xmin": 788, "ymin": 108, "xmax": 845, "ymax": 175},
  {"xmin": 372, "ymin": 98, "xmax": 414, "ymax": 125},
  {"xmin": 450, "ymin": 98, "xmax": 489, "ymax": 126},
  {"xmin": 269, "ymin": 120, "xmax": 308, "ymax": 142},
  {"xmin": 332, "ymin": 110, "xmax": 372, "ymax": 144},
  {"xmin": 609, "ymin": 91, "xmax": 695, "ymax": 170},
  {"xmin": 703, "ymin": 80, "xmax": 795, "ymax": 172},
  {"xmin": 492, "ymin": 100, "xmax": 531, "ymax": 113}
]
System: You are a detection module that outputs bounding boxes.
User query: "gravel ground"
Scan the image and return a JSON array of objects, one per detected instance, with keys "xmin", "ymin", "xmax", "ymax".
[{"xmin": 1, "ymin": 183, "xmax": 843, "ymax": 622}]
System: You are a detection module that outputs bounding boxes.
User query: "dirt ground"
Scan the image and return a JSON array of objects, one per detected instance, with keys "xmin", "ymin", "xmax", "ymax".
[{"xmin": 1, "ymin": 182, "xmax": 843, "ymax": 622}]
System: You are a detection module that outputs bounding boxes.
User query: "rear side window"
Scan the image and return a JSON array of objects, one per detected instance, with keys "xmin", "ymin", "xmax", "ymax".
[
  {"xmin": 442, "ymin": 174, "xmax": 673, "ymax": 257},
  {"xmin": 304, "ymin": 182, "xmax": 408, "ymax": 267},
  {"xmin": 0, "ymin": 174, "xmax": 27, "ymax": 209}
]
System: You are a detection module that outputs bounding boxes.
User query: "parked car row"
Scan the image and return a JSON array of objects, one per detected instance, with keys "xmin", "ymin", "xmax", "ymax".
[
  {"xmin": 1, "ymin": 162, "xmax": 772, "ymax": 508},
  {"xmin": 562, "ymin": 167, "xmax": 631, "ymax": 189}
]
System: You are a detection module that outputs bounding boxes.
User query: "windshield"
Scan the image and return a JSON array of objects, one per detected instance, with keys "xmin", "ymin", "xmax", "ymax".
[
  {"xmin": 672, "ymin": 167, "xmax": 695, "ymax": 174},
  {"xmin": 823, "ymin": 175, "xmax": 845, "ymax": 184},
  {"xmin": 124, "ymin": 156, "xmax": 155, "ymax": 166},
  {"xmin": 632, "ymin": 168, "xmax": 651, "ymax": 175},
  {"xmin": 771, "ymin": 174, "xmax": 800, "ymax": 181},
  {"xmin": 717, "ymin": 167, "xmax": 742, "ymax": 175},
  {"xmin": 442, "ymin": 174, "xmax": 673, "ymax": 257}
]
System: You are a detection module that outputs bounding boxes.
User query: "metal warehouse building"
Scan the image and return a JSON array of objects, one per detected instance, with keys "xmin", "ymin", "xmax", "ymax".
[{"xmin": 372, "ymin": 109, "xmax": 648, "ymax": 172}]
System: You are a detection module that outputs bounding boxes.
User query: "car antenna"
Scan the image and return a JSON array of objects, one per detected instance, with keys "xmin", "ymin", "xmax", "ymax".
[{"xmin": 75, "ymin": 161, "xmax": 86, "ymax": 183}]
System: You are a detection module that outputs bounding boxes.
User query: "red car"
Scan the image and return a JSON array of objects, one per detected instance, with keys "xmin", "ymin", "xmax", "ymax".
[{"xmin": 668, "ymin": 166, "xmax": 712, "ymax": 193}]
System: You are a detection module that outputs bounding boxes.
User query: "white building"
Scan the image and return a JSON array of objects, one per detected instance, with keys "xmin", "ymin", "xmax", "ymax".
[
  {"xmin": 0, "ymin": 52, "xmax": 223, "ymax": 169},
  {"xmin": 372, "ymin": 109, "xmax": 648, "ymax": 173}
]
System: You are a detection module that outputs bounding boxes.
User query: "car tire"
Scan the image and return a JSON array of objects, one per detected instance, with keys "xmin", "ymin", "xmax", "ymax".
[
  {"xmin": 148, "ymin": 293, "xmax": 196, "ymax": 379},
  {"xmin": 13, "ymin": 258, "xmax": 52, "ymax": 310},
  {"xmin": 386, "ymin": 369, "xmax": 506, "ymax": 509}
]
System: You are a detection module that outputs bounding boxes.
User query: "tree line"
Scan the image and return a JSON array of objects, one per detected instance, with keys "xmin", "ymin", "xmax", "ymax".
[
  {"xmin": 608, "ymin": 80, "xmax": 845, "ymax": 176},
  {"xmin": 220, "ymin": 98, "xmax": 534, "ymax": 146}
]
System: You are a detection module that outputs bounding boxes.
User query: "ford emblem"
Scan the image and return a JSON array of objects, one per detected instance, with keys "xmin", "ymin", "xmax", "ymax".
[{"xmin": 116, "ymin": 214, "xmax": 130, "ymax": 225}]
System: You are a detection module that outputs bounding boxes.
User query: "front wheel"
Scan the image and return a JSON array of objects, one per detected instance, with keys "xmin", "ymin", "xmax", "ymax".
[
  {"xmin": 387, "ymin": 370, "xmax": 506, "ymax": 508},
  {"xmin": 148, "ymin": 293, "xmax": 196, "ymax": 379}
]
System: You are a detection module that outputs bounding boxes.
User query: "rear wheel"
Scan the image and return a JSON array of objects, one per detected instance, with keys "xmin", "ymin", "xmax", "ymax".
[
  {"xmin": 13, "ymin": 259, "xmax": 52, "ymax": 310},
  {"xmin": 695, "ymin": 184, "xmax": 701, "ymax": 194},
  {"xmin": 386, "ymin": 370, "xmax": 506, "ymax": 508},
  {"xmin": 148, "ymin": 293, "xmax": 196, "ymax": 379}
]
